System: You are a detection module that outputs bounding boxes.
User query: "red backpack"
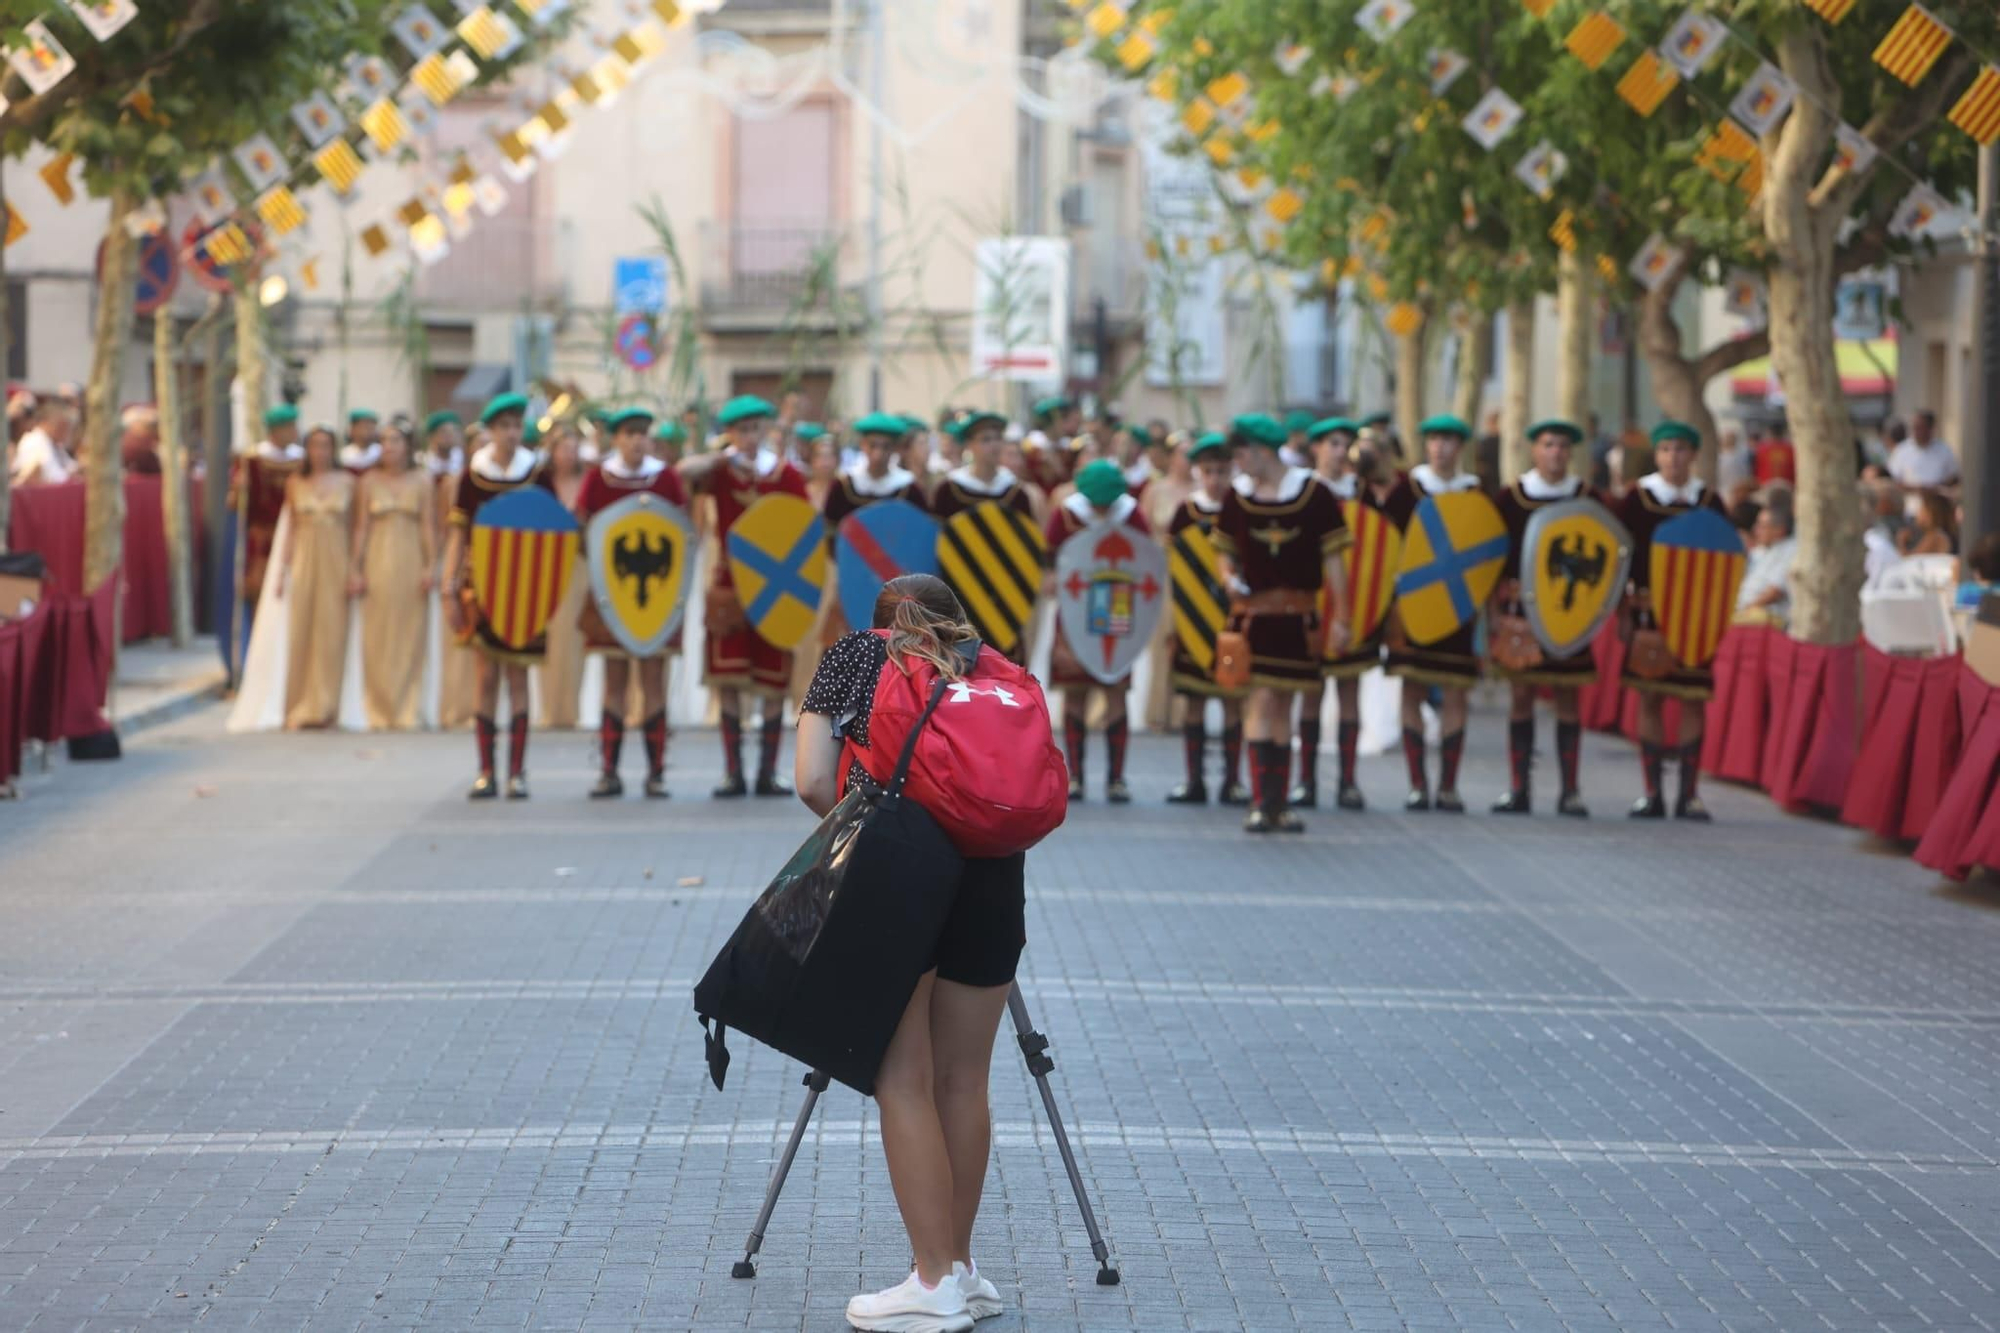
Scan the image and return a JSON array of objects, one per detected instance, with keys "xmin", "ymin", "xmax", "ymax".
[{"xmin": 844, "ymin": 630, "xmax": 1069, "ymax": 858}]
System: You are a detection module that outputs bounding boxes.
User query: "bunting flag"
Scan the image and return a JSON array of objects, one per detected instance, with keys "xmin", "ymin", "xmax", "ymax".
[
  {"xmin": 38, "ymin": 151, "xmax": 75, "ymax": 205},
  {"xmin": 1564, "ymin": 13, "xmax": 1625, "ymax": 71},
  {"xmin": 1205, "ymin": 70, "xmax": 1250, "ymax": 118},
  {"xmin": 1265, "ymin": 187, "xmax": 1303, "ymax": 224},
  {"xmin": 1181, "ymin": 98, "xmax": 1216, "ymax": 136},
  {"xmin": 1616, "ymin": 50, "xmax": 1679, "ymax": 117},
  {"xmin": 10, "ymin": 20, "xmax": 76, "ymax": 94},
  {"xmin": 1833, "ymin": 123, "xmax": 1879, "ymax": 174},
  {"xmin": 390, "ymin": 4, "xmax": 451, "ymax": 59},
  {"xmin": 1147, "ymin": 69, "xmax": 1177, "ymax": 101},
  {"xmin": 1355, "ymin": 0, "xmax": 1415, "ymax": 43},
  {"xmin": 361, "ymin": 99, "xmax": 410, "ymax": 153},
  {"xmin": 1723, "ymin": 269, "xmax": 1766, "ymax": 319},
  {"xmin": 651, "ymin": 0, "xmax": 684, "ymax": 25},
  {"xmin": 399, "ymin": 85, "xmax": 440, "ymax": 136},
  {"xmin": 1696, "ymin": 120, "xmax": 1757, "ymax": 181},
  {"xmin": 345, "ymin": 54, "xmax": 395, "ymax": 100},
  {"xmin": 1730, "ymin": 63, "xmax": 1797, "ymax": 136},
  {"xmin": 189, "ymin": 166, "xmax": 235, "ymax": 226},
  {"xmin": 513, "ymin": 0, "xmax": 568, "ymax": 24},
  {"xmin": 301, "ymin": 257, "xmax": 321, "ymax": 292},
  {"xmin": 203, "ymin": 222, "xmax": 253, "ymax": 266},
  {"xmin": 1548, "ymin": 209, "xmax": 1577, "ymax": 252},
  {"xmin": 1521, "ymin": 0, "xmax": 1555, "ymax": 16},
  {"xmin": 1115, "ymin": 29, "xmax": 1156, "ymax": 71},
  {"xmin": 1463, "ymin": 88, "xmax": 1524, "ymax": 149},
  {"xmin": 290, "ymin": 92, "xmax": 346, "ymax": 149},
  {"xmin": 64, "ymin": 0, "xmax": 139, "ymax": 42},
  {"xmin": 411, "ymin": 213, "xmax": 451, "ymax": 265},
  {"xmin": 1084, "ymin": 2, "xmax": 1127, "ymax": 40},
  {"xmin": 1736, "ymin": 152, "xmax": 1765, "ymax": 200},
  {"xmin": 1513, "ymin": 139, "xmax": 1566, "ymax": 198},
  {"xmin": 1804, "ymin": 0, "xmax": 1854, "ymax": 21},
  {"xmin": 1384, "ymin": 301, "xmax": 1423, "ymax": 337},
  {"xmin": 1627, "ymin": 233, "xmax": 1680, "ymax": 292},
  {"xmin": 1947, "ymin": 66, "xmax": 2000, "ymax": 145},
  {"xmin": 1595, "ymin": 254, "xmax": 1618, "ymax": 284},
  {"xmin": 1659, "ymin": 11, "xmax": 1726, "ymax": 79},
  {"xmin": 1273, "ymin": 42, "xmax": 1313, "ymax": 76},
  {"xmin": 315, "ymin": 140, "xmax": 365, "ymax": 194},
  {"xmin": 360, "ymin": 223, "xmax": 392, "ymax": 257},
  {"xmin": 411, "ymin": 51, "xmax": 467, "ymax": 104},
  {"xmin": 1872, "ymin": 5, "xmax": 1951, "ymax": 86},
  {"xmin": 255, "ymin": 185, "xmax": 308, "ymax": 236},
  {"xmin": 4, "ymin": 204, "xmax": 27, "ymax": 248},
  {"xmin": 458, "ymin": 6, "xmax": 524, "ymax": 60},
  {"xmin": 474, "ymin": 175, "xmax": 508, "ymax": 216},
  {"xmin": 232, "ymin": 133, "xmax": 288, "ymax": 191},
  {"xmin": 1427, "ymin": 48, "xmax": 1468, "ymax": 95},
  {"xmin": 1889, "ymin": 183, "xmax": 1946, "ymax": 237}
]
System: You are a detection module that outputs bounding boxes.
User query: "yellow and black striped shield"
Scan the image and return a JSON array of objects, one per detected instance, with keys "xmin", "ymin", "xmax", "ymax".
[
  {"xmin": 1168, "ymin": 525, "xmax": 1228, "ymax": 675},
  {"xmin": 937, "ymin": 502, "xmax": 1046, "ymax": 655}
]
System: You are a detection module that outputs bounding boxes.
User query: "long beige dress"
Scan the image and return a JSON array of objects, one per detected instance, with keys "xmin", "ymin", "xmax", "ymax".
[
  {"xmin": 435, "ymin": 470, "xmax": 477, "ymax": 730},
  {"xmin": 284, "ymin": 474, "xmax": 355, "ymax": 729},
  {"xmin": 359, "ymin": 470, "xmax": 429, "ymax": 730}
]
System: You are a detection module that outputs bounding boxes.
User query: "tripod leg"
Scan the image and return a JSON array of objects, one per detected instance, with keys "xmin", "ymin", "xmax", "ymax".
[
  {"xmin": 734, "ymin": 1068, "xmax": 830, "ymax": 1279},
  {"xmin": 1007, "ymin": 983, "xmax": 1119, "ymax": 1286}
]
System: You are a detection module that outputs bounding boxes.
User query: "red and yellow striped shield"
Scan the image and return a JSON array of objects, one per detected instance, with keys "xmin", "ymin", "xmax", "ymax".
[
  {"xmin": 1325, "ymin": 500, "xmax": 1402, "ymax": 657},
  {"xmin": 469, "ymin": 488, "xmax": 582, "ymax": 651},
  {"xmin": 1648, "ymin": 508, "xmax": 1746, "ymax": 669}
]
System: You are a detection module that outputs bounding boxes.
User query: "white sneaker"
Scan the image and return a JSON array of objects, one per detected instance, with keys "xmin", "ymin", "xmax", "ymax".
[
  {"xmin": 845, "ymin": 1270, "xmax": 974, "ymax": 1332},
  {"xmin": 954, "ymin": 1260, "xmax": 1003, "ymax": 1320}
]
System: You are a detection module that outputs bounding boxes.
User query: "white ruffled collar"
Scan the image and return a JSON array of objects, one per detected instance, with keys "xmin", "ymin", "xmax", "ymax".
[
  {"xmin": 1189, "ymin": 491, "xmax": 1225, "ymax": 514},
  {"xmin": 1640, "ymin": 472, "xmax": 1705, "ymax": 506},
  {"xmin": 428, "ymin": 446, "xmax": 463, "ymax": 477},
  {"xmin": 1123, "ymin": 457, "xmax": 1155, "ymax": 488},
  {"xmin": 846, "ymin": 462, "xmax": 916, "ymax": 497},
  {"xmin": 1233, "ymin": 466, "xmax": 1314, "ymax": 504},
  {"xmin": 1520, "ymin": 471, "xmax": 1583, "ymax": 500},
  {"xmin": 339, "ymin": 442, "xmax": 380, "ymax": 468},
  {"xmin": 257, "ymin": 440, "xmax": 305, "ymax": 463},
  {"xmin": 1325, "ymin": 473, "xmax": 1359, "ymax": 500},
  {"xmin": 604, "ymin": 452, "xmax": 665, "ymax": 481},
  {"xmin": 724, "ymin": 446, "xmax": 782, "ymax": 479},
  {"xmin": 1412, "ymin": 463, "xmax": 1480, "ymax": 495},
  {"xmin": 946, "ymin": 464, "xmax": 1018, "ymax": 496},
  {"xmin": 1062, "ymin": 491, "xmax": 1139, "ymax": 526},
  {"xmin": 471, "ymin": 442, "xmax": 537, "ymax": 482}
]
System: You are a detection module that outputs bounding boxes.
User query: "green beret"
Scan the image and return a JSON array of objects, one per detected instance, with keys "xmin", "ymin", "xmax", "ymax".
[
  {"xmin": 1651, "ymin": 420, "xmax": 1700, "ymax": 447},
  {"xmin": 898, "ymin": 413, "xmax": 927, "ymax": 436},
  {"xmin": 853, "ymin": 412, "xmax": 907, "ymax": 437},
  {"xmin": 1527, "ymin": 418, "xmax": 1583, "ymax": 445},
  {"xmin": 794, "ymin": 422, "xmax": 827, "ymax": 442},
  {"xmin": 1074, "ymin": 458, "xmax": 1128, "ymax": 508},
  {"xmin": 1229, "ymin": 413, "xmax": 1288, "ymax": 449},
  {"xmin": 1284, "ymin": 410, "xmax": 1316, "ymax": 435},
  {"xmin": 1359, "ymin": 410, "xmax": 1391, "ymax": 428},
  {"xmin": 652, "ymin": 421, "xmax": 687, "ymax": 444},
  {"xmin": 480, "ymin": 392, "xmax": 529, "ymax": 425},
  {"xmin": 605, "ymin": 407, "xmax": 655, "ymax": 432},
  {"xmin": 422, "ymin": 410, "xmax": 460, "ymax": 437},
  {"xmin": 523, "ymin": 419, "xmax": 544, "ymax": 445},
  {"xmin": 1308, "ymin": 417, "xmax": 1358, "ymax": 441},
  {"xmin": 263, "ymin": 404, "xmax": 299, "ymax": 428},
  {"xmin": 1188, "ymin": 432, "xmax": 1229, "ymax": 463},
  {"xmin": 1418, "ymin": 413, "xmax": 1472, "ymax": 440},
  {"xmin": 1033, "ymin": 395, "xmax": 1072, "ymax": 420},
  {"xmin": 1125, "ymin": 425, "xmax": 1153, "ymax": 451},
  {"xmin": 715, "ymin": 394, "xmax": 776, "ymax": 427},
  {"xmin": 348, "ymin": 408, "xmax": 378, "ymax": 423},
  {"xmin": 950, "ymin": 409, "xmax": 1007, "ymax": 440}
]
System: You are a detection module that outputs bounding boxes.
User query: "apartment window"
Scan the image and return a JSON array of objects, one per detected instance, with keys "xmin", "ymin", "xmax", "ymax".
[{"xmin": 724, "ymin": 101, "xmax": 840, "ymax": 302}]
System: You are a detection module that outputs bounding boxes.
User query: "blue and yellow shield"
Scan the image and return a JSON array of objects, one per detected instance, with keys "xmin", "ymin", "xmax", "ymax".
[
  {"xmin": 1393, "ymin": 492, "xmax": 1508, "ymax": 645},
  {"xmin": 726, "ymin": 494, "xmax": 827, "ymax": 650}
]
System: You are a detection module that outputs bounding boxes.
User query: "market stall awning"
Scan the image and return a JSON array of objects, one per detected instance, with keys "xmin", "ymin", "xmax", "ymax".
[{"xmin": 1730, "ymin": 336, "xmax": 1898, "ymax": 399}]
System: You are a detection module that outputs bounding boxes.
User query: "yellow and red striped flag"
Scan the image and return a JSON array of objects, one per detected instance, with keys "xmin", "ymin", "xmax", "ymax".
[
  {"xmin": 1565, "ymin": 13, "xmax": 1625, "ymax": 71},
  {"xmin": 1181, "ymin": 97, "xmax": 1216, "ymax": 137},
  {"xmin": 1548, "ymin": 209, "xmax": 1577, "ymax": 252},
  {"xmin": 1696, "ymin": 120, "xmax": 1757, "ymax": 181},
  {"xmin": 1616, "ymin": 50, "xmax": 1679, "ymax": 117},
  {"xmin": 1804, "ymin": 0, "xmax": 1854, "ymax": 21},
  {"xmin": 314, "ymin": 140, "xmax": 363, "ymax": 194},
  {"xmin": 1521, "ymin": 0, "xmax": 1556, "ymax": 17},
  {"xmin": 1947, "ymin": 66, "xmax": 2000, "ymax": 145},
  {"xmin": 1595, "ymin": 254, "xmax": 1618, "ymax": 284},
  {"xmin": 360, "ymin": 223, "xmax": 391, "ymax": 257},
  {"xmin": 1736, "ymin": 152, "xmax": 1764, "ymax": 200},
  {"xmin": 254, "ymin": 185, "xmax": 307, "ymax": 236},
  {"xmin": 360, "ymin": 99, "xmax": 408, "ymax": 153},
  {"xmin": 411, "ymin": 52, "xmax": 464, "ymax": 106},
  {"xmin": 204, "ymin": 223, "xmax": 252, "ymax": 266},
  {"xmin": 1873, "ymin": 5, "xmax": 1952, "ymax": 86}
]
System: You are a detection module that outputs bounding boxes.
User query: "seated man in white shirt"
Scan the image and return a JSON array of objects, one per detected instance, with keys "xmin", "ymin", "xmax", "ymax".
[
  {"xmin": 8, "ymin": 402, "xmax": 79, "ymax": 487},
  {"xmin": 1736, "ymin": 493, "xmax": 1798, "ymax": 621},
  {"xmin": 1861, "ymin": 480, "xmax": 1904, "ymax": 588},
  {"xmin": 1887, "ymin": 410, "xmax": 1960, "ymax": 490}
]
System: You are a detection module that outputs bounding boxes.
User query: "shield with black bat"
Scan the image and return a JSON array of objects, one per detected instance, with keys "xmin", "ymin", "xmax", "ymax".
[
  {"xmin": 1522, "ymin": 497, "xmax": 1632, "ymax": 659},
  {"xmin": 585, "ymin": 492, "xmax": 695, "ymax": 658}
]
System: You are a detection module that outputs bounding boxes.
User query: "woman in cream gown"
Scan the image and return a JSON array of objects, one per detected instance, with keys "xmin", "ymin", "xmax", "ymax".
[
  {"xmin": 350, "ymin": 423, "xmax": 435, "ymax": 730},
  {"xmin": 277, "ymin": 426, "xmax": 356, "ymax": 729}
]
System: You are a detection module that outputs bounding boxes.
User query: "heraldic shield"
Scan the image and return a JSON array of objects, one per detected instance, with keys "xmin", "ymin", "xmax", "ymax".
[
  {"xmin": 837, "ymin": 499, "xmax": 940, "ymax": 632},
  {"xmin": 937, "ymin": 501, "xmax": 1046, "ymax": 656},
  {"xmin": 1649, "ymin": 507, "xmax": 1746, "ymax": 669},
  {"xmin": 1055, "ymin": 521, "xmax": 1168, "ymax": 685},
  {"xmin": 586, "ymin": 492, "xmax": 695, "ymax": 658},
  {"xmin": 1168, "ymin": 525, "xmax": 1228, "ymax": 674},
  {"xmin": 1393, "ymin": 492, "xmax": 1509, "ymax": 645},
  {"xmin": 469, "ymin": 488, "xmax": 581, "ymax": 651},
  {"xmin": 1521, "ymin": 498, "xmax": 1632, "ymax": 658},
  {"xmin": 726, "ymin": 494, "xmax": 828, "ymax": 651}
]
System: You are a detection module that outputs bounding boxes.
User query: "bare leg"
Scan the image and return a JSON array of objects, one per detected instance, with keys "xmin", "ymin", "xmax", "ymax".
[
  {"xmin": 928, "ymin": 978, "xmax": 1013, "ymax": 1262},
  {"xmin": 474, "ymin": 654, "xmax": 502, "ymax": 716},
  {"xmin": 873, "ymin": 971, "xmax": 955, "ymax": 1285}
]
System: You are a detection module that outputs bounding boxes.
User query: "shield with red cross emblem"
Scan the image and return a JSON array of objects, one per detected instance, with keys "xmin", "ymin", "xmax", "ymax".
[{"xmin": 1054, "ymin": 520, "xmax": 1168, "ymax": 685}]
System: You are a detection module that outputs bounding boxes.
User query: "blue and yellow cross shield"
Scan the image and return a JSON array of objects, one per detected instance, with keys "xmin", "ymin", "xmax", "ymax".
[
  {"xmin": 726, "ymin": 494, "xmax": 828, "ymax": 650},
  {"xmin": 1393, "ymin": 492, "xmax": 1508, "ymax": 645}
]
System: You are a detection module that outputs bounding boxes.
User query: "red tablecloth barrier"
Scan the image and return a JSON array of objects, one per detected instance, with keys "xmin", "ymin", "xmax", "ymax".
[
  {"xmin": 1763, "ymin": 638, "xmax": 1858, "ymax": 813},
  {"xmin": 0, "ymin": 577, "xmax": 115, "ymax": 786},
  {"xmin": 6, "ymin": 477, "xmax": 202, "ymax": 644},
  {"xmin": 1914, "ymin": 666, "xmax": 2000, "ymax": 881},
  {"xmin": 1840, "ymin": 647, "xmax": 1965, "ymax": 841},
  {"xmin": 1703, "ymin": 624, "xmax": 1774, "ymax": 783}
]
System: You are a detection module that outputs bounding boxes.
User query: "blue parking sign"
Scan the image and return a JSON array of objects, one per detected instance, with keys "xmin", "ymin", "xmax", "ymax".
[{"xmin": 613, "ymin": 256, "xmax": 668, "ymax": 315}]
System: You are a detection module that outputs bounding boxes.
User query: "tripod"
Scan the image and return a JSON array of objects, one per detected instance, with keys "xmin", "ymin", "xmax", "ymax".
[{"xmin": 731, "ymin": 982, "xmax": 1120, "ymax": 1286}]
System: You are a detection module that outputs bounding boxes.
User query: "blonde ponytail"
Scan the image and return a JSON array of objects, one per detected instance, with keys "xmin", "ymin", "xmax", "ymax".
[{"xmin": 874, "ymin": 574, "xmax": 981, "ymax": 679}]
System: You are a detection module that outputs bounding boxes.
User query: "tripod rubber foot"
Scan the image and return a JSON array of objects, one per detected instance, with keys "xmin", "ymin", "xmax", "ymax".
[
  {"xmin": 1097, "ymin": 1267, "xmax": 1121, "ymax": 1286},
  {"xmin": 731, "ymin": 1260, "xmax": 756, "ymax": 1279}
]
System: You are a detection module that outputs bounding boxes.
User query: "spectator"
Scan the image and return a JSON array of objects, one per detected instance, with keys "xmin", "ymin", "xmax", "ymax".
[
  {"xmin": 9, "ymin": 400, "xmax": 78, "ymax": 487},
  {"xmin": 1737, "ymin": 490, "xmax": 1798, "ymax": 619},
  {"xmin": 1862, "ymin": 480, "xmax": 1904, "ymax": 587},
  {"xmin": 1753, "ymin": 423, "xmax": 1795, "ymax": 485},
  {"xmin": 1729, "ymin": 495, "xmax": 1762, "ymax": 540},
  {"xmin": 1887, "ymin": 409, "xmax": 1960, "ymax": 490},
  {"xmin": 1715, "ymin": 427, "xmax": 1752, "ymax": 495},
  {"xmin": 1899, "ymin": 490, "xmax": 1957, "ymax": 556},
  {"xmin": 119, "ymin": 405, "xmax": 162, "ymax": 475},
  {"xmin": 1958, "ymin": 531, "xmax": 2000, "ymax": 610}
]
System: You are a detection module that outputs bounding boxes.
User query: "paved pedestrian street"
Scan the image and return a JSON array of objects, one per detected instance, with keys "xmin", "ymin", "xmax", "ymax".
[{"xmin": 2, "ymin": 705, "xmax": 1998, "ymax": 1331}]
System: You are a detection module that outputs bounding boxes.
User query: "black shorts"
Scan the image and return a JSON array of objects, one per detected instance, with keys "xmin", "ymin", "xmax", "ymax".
[{"xmin": 932, "ymin": 853, "xmax": 1027, "ymax": 988}]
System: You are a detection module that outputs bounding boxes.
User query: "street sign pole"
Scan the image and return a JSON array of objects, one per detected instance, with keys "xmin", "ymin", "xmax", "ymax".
[{"xmin": 1967, "ymin": 143, "xmax": 2000, "ymax": 555}]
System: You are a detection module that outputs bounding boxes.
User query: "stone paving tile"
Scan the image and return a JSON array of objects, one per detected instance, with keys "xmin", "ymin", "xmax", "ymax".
[{"xmin": 2, "ymin": 715, "xmax": 2000, "ymax": 1330}]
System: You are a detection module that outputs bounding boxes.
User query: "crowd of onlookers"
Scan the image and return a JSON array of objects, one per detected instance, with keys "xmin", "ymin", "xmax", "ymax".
[{"xmin": 6, "ymin": 384, "xmax": 170, "ymax": 489}]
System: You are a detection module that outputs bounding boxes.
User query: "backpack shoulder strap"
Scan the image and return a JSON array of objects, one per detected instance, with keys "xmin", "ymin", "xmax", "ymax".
[{"xmin": 884, "ymin": 676, "xmax": 949, "ymax": 797}]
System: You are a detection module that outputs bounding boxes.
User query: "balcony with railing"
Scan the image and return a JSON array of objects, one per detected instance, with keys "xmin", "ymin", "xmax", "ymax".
[{"xmin": 698, "ymin": 222, "xmax": 857, "ymax": 332}]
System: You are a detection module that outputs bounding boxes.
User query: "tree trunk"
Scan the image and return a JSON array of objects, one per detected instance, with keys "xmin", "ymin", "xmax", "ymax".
[
  {"xmin": 82, "ymin": 191, "xmax": 139, "ymax": 594},
  {"xmin": 1394, "ymin": 318, "xmax": 1426, "ymax": 451},
  {"xmin": 1501, "ymin": 299, "xmax": 1534, "ymax": 483},
  {"xmin": 1555, "ymin": 251, "xmax": 1592, "ymax": 473},
  {"xmin": 1451, "ymin": 308, "xmax": 1491, "ymax": 426},
  {"xmin": 235, "ymin": 280, "xmax": 267, "ymax": 440},
  {"xmin": 1637, "ymin": 278, "xmax": 1721, "ymax": 486},
  {"xmin": 155, "ymin": 311, "xmax": 191, "ymax": 646}
]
